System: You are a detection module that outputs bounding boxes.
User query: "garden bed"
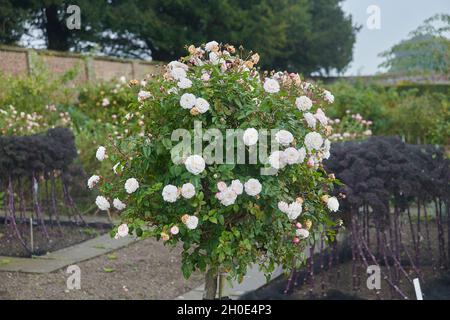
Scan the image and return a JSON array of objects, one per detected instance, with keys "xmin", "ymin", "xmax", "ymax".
[
  {"xmin": 0, "ymin": 218, "xmax": 111, "ymax": 258},
  {"xmin": 245, "ymin": 260, "xmax": 450, "ymax": 300},
  {"xmin": 243, "ymin": 221, "xmax": 449, "ymax": 300}
]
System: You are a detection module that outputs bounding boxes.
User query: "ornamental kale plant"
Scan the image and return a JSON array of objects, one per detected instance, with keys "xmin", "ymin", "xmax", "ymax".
[{"xmin": 89, "ymin": 42, "xmax": 340, "ymax": 298}]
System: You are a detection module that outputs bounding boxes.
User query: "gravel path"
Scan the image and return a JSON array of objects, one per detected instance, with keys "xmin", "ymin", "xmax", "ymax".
[{"xmin": 0, "ymin": 238, "xmax": 203, "ymax": 300}]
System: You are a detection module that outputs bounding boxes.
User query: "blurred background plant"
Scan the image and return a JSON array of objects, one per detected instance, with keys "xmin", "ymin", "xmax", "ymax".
[
  {"xmin": 326, "ymin": 80, "xmax": 449, "ymax": 146},
  {"xmin": 328, "ymin": 111, "xmax": 373, "ymax": 142}
]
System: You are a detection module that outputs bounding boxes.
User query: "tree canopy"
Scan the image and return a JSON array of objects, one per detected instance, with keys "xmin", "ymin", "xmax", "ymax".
[
  {"xmin": 379, "ymin": 14, "xmax": 450, "ymax": 75},
  {"xmin": 0, "ymin": 0, "xmax": 358, "ymax": 75}
]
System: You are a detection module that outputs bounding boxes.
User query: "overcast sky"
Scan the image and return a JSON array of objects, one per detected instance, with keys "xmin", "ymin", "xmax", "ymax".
[{"xmin": 341, "ymin": 0, "xmax": 450, "ymax": 75}]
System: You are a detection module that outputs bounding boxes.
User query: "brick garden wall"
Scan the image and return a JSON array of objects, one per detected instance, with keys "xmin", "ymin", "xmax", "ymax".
[{"xmin": 0, "ymin": 45, "xmax": 164, "ymax": 82}]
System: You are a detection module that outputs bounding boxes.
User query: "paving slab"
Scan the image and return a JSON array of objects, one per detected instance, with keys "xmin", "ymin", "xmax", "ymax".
[{"xmin": 0, "ymin": 234, "xmax": 136, "ymax": 273}]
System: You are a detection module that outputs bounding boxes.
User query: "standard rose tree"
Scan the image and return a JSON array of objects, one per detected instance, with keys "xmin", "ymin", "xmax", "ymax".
[{"xmin": 88, "ymin": 42, "xmax": 340, "ymax": 299}]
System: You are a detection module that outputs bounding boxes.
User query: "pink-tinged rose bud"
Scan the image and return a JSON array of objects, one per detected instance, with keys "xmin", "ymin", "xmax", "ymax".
[
  {"xmin": 296, "ymin": 223, "xmax": 302, "ymax": 229},
  {"xmin": 307, "ymin": 158, "xmax": 315, "ymax": 167},
  {"xmin": 221, "ymin": 62, "xmax": 227, "ymax": 72},
  {"xmin": 201, "ymin": 73, "xmax": 210, "ymax": 81},
  {"xmin": 217, "ymin": 181, "xmax": 227, "ymax": 192},
  {"xmin": 170, "ymin": 226, "xmax": 179, "ymax": 235},
  {"xmin": 293, "ymin": 237, "xmax": 300, "ymax": 244},
  {"xmin": 161, "ymin": 232, "xmax": 170, "ymax": 241}
]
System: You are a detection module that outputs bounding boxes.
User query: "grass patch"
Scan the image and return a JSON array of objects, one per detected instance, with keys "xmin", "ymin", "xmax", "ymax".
[
  {"xmin": 0, "ymin": 259, "xmax": 11, "ymax": 266},
  {"xmin": 107, "ymin": 253, "xmax": 117, "ymax": 260}
]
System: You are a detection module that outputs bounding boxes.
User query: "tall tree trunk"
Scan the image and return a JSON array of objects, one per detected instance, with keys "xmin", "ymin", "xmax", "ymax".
[
  {"xmin": 203, "ymin": 268, "xmax": 218, "ymax": 300},
  {"xmin": 44, "ymin": 4, "xmax": 70, "ymax": 51}
]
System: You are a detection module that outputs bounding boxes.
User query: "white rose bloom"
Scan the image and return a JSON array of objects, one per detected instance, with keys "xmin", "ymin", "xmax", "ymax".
[
  {"xmin": 315, "ymin": 108, "xmax": 328, "ymax": 125},
  {"xmin": 295, "ymin": 96, "xmax": 313, "ymax": 111},
  {"xmin": 180, "ymin": 93, "xmax": 197, "ymax": 109},
  {"xmin": 195, "ymin": 98, "xmax": 210, "ymax": 113},
  {"xmin": 297, "ymin": 147, "xmax": 307, "ymax": 164},
  {"xmin": 95, "ymin": 196, "xmax": 110, "ymax": 211},
  {"xmin": 125, "ymin": 178, "xmax": 139, "ymax": 194},
  {"xmin": 263, "ymin": 78, "xmax": 280, "ymax": 94},
  {"xmin": 219, "ymin": 187, "xmax": 238, "ymax": 206},
  {"xmin": 324, "ymin": 139, "xmax": 331, "ymax": 152},
  {"xmin": 168, "ymin": 61, "xmax": 189, "ymax": 71},
  {"xmin": 278, "ymin": 201, "xmax": 289, "ymax": 213},
  {"xmin": 304, "ymin": 132, "xmax": 324, "ymax": 151},
  {"xmin": 162, "ymin": 184, "xmax": 179, "ymax": 203},
  {"xmin": 168, "ymin": 87, "xmax": 179, "ymax": 95},
  {"xmin": 87, "ymin": 175, "xmax": 100, "ymax": 189},
  {"xmin": 284, "ymin": 147, "xmax": 300, "ymax": 165},
  {"xmin": 117, "ymin": 224, "xmax": 128, "ymax": 238},
  {"xmin": 327, "ymin": 196, "xmax": 339, "ymax": 212},
  {"xmin": 323, "ymin": 139, "xmax": 331, "ymax": 159},
  {"xmin": 192, "ymin": 57, "xmax": 204, "ymax": 66},
  {"xmin": 287, "ymin": 202, "xmax": 302, "ymax": 220},
  {"xmin": 244, "ymin": 178, "xmax": 262, "ymax": 196},
  {"xmin": 205, "ymin": 41, "xmax": 219, "ymax": 52},
  {"xmin": 181, "ymin": 183, "xmax": 196, "ymax": 199},
  {"xmin": 117, "ymin": 223, "xmax": 129, "ymax": 237},
  {"xmin": 268, "ymin": 151, "xmax": 287, "ymax": 170},
  {"xmin": 217, "ymin": 181, "xmax": 227, "ymax": 192},
  {"xmin": 209, "ymin": 52, "xmax": 220, "ymax": 65},
  {"xmin": 96, "ymin": 146, "xmax": 106, "ymax": 161},
  {"xmin": 186, "ymin": 215, "xmax": 199, "ymax": 230},
  {"xmin": 243, "ymin": 128, "xmax": 259, "ymax": 146},
  {"xmin": 138, "ymin": 90, "xmax": 152, "ymax": 102},
  {"xmin": 185, "ymin": 155, "xmax": 206, "ymax": 175},
  {"xmin": 119, "ymin": 76, "xmax": 126, "ymax": 84},
  {"xmin": 220, "ymin": 62, "xmax": 227, "ymax": 72},
  {"xmin": 230, "ymin": 180, "xmax": 244, "ymax": 195},
  {"xmin": 170, "ymin": 225, "xmax": 180, "ymax": 235},
  {"xmin": 113, "ymin": 198, "xmax": 126, "ymax": 211},
  {"xmin": 323, "ymin": 90, "xmax": 335, "ymax": 104},
  {"xmin": 296, "ymin": 228, "xmax": 310, "ymax": 239},
  {"xmin": 304, "ymin": 112, "xmax": 317, "ymax": 129},
  {"xmin": 171, "ymin": 67, "xmax": 187, "ymax": 80},
  {"xmin": 177, "ymin": 78, "xmax": 192, "ymax": 89},
  {"xmin": 275, "ymin": 130, "xmax": 294, "ymax": 146},
  {"xmin": 102, "ymin": 98, "xmax": 110, "ymax": 107}
]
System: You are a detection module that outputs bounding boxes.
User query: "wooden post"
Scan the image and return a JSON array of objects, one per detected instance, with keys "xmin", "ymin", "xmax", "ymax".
[
  {"xmin": 85, "ymin": 57, "xmax": 95, "ymax": 81},
  {"xmin": 26, "ymin": 49, "xmax": 36, "ymax": 75},
  {"xmin": 30, "ymin": 217, "xmax": 34, "ymax": 254}
]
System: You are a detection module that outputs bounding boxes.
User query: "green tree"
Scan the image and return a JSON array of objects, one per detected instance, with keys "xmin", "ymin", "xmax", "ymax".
[
  {"xmin": 0, "ymin": 0, "xmax": 358, "ymax": 75},
  {"xmin": 0, "ymin": 1, "xmax": 28, "ymax": 44},
  {"xmin": 1, "ymin": 0, "xmax": 108, "ymax": 51},
  {"xmin": 379, "ymin": 14, "xmax": 450, "ymax": 75}
]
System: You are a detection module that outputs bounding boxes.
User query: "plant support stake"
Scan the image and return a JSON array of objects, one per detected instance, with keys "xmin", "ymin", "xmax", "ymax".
[
  {"xmin": 413, "ymin": 278, "xmax": 423, "ymax": 300},
  {"xmin": 30, "ymin": 217, "xmax": 34, "ymax": 254}
]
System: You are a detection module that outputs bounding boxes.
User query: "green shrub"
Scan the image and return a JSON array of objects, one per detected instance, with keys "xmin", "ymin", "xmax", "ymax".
[{"xmin": 327, "ymin": 80, "xmax": 449, "ymax": 145}]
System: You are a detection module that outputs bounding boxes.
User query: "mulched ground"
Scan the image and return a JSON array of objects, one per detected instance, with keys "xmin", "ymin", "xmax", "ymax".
[
  {"xmin": 0, "ymin": 222, "xmax": 110, "ymax": 257},
  {"xmin": 0, "ymin": 237, "xmax": 204, "ymax": 300},
  {"xmin": 244, "ymin": 221, "xmax": 450, "ymax": 300}
]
